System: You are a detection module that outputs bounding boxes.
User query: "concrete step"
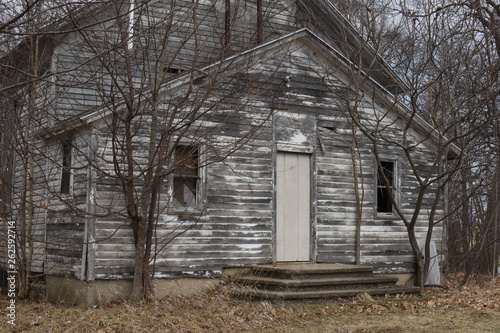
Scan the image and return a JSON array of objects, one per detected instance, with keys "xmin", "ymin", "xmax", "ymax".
[
  {"xmin": 234, "ymin": 263, "xmax": 421, "ymax": 300},
  {"xmin": 249, "ymin": 263, "xmax": 375, "ymax": 280},
  {"xmin": 237, "ymin": 275, "xmax": 399, "ymax": 292},
  {"xmin": 240, "ymin": 286, "xmax": 422, "ymax": 300}
]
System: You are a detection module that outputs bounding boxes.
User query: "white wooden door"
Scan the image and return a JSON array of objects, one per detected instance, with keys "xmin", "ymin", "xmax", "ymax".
[{"xmin": 276, "ymin": 152, "xmax": 311, "ymax": 261}]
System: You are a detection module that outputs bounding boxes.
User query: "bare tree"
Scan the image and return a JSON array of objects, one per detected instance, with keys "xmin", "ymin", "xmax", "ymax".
[
  {"xmin": 0, "ymin": 0, "xmax": 64, "ymax": 299},
  {"xmin": 8, "ymin": 0, "xmax": 285, "ymax": 301},
  {"xmin": 330, "ymin": 0, "xmax": 499, "ymax": 287},
  {"xmin": 445, "ymin": 0, "xmax": 500, "ymax": 281}
]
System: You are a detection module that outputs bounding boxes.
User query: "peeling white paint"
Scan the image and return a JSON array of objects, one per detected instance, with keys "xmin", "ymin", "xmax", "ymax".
[{"xmin": 290, "ymin": 131, "xmax": 308, "ymax": 144}]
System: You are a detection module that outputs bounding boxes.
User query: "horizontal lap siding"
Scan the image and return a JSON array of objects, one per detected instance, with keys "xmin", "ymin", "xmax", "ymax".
[
  {"xmin": 316, "ymin": 147, "xmax": 364, "ymax": 265},
  {"xmin": 316, "ymin": 107, "xmax": 445, "ymax": 272},
  {"xmin": 7, "ymin": 0, "xmax": 448, "ymax": 283},
  {"xmin": 4, "ymin": 128, "xmax": 92, "ymax": 276},
  {"xmin": 45, "ymin": 221, "xmax": 85, "ymax": 277},
  {"xmin": 94, "ymin": 220, "xmax": 134, "ymax": 277},
  {"xmin": 205, "ymin": 141, "xmax": 274, "ymax": 269},
  {"xmin": 89, "ymin": 28, "xmax": 445, "ymax": 278},
  {"xmin": 1, "ymin": 133, "xmax": 50, "ymax": 273},
  {"xmin": 50, "ymin": 0, "xmax": 299, "ymax": 127},
  {"xmin": 93, "ymin": 119, "xmax": 274, "ymax": 278},
  {"xmin": 43, "ymin": 133, "xmax": 92, "ymax": 278},
  {"xmin": 28, "ymin": 141, "xmax": 50, "ymax": 273}
]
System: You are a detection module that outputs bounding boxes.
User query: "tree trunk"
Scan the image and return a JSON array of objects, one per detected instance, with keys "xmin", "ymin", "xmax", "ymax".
[
  {"xmin": 131, "ymin": 216, "xmax": 148, "ymax": 301},
  {"xmin": 407, "ymin": 229, "xmax": 426, "ymax": 290},
  {"xmin": 351, "ymin": 124, "xmax": 363, "ymax": 265}
]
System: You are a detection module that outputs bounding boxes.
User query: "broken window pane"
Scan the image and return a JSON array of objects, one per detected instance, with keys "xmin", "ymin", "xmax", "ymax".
[{"xmin": 173, "ymin": 146, "xmax": 199, "ymax": 207}]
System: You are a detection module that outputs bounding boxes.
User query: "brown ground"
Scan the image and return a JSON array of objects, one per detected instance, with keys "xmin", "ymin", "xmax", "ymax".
[{"xmin": 1, "ymin": 274, "xmax": 499, "ymax": 333}]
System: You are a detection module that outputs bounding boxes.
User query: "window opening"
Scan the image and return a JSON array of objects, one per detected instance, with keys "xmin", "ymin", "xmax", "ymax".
[
  {"xmin": 60, "ymin": 140, "xmax": 72, "ymax": 194},
  {"xmin": 173, "ymin": 146, "xmax": 199, "ymax": 207},
  {"xmin": 377, "ymin": 161, "xmax": 394, "ymax": 213}
]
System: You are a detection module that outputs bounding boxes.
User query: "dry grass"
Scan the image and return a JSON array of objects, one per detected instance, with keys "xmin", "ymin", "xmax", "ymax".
[{"xmin": 1, "ymin": 274, "xmax": 499, "ymax": 333}]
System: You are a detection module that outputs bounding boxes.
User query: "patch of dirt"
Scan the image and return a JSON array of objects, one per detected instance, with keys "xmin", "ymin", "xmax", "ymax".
[{"xmin": 1, "ymin": 274, "xmax": 499, "ymax": 332}]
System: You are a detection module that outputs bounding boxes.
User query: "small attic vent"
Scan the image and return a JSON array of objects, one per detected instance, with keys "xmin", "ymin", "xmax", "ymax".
[{"xmin": 164, "ymin": 67, "xmax": 182, "ymax": 74}]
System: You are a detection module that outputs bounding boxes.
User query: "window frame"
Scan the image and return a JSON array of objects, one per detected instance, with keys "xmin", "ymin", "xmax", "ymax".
[
  {"xmin": 375, "ymin": 158, "xmax": 400, "ymax": 218},
  {"xmin": 169, "ymin": 143, "xmax": 205, "ymax": 214}
]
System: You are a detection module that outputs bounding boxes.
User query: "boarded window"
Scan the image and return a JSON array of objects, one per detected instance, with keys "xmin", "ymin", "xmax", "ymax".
[
  {"xmin": 60, "ymin": 140, "xmax": 72, "ymax": 194},
  {"xmin": 173, "ymin": 145, "xmax": 199, "ymax": 207},
  {"xmin": 377, "ymin": 161, "xmax": 394, "ymax": 213}
]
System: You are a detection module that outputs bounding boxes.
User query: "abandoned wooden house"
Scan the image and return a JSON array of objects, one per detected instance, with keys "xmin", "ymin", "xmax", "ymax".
[{"xmin": 0, "ymin": 0, "xmax": 457, "ymax": 303}]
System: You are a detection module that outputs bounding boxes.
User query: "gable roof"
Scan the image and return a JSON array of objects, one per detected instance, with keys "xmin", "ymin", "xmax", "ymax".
[
  {"xmin": 297, "ymin": 0, "xmax": 408, "ymax": 94},
  {"xmin": 38, "ymin": 27, "xmax": 459, "ymax": 159},
  {"xmin": 2, "ymin": 1, "xmax": 404, "ymax": 91}
]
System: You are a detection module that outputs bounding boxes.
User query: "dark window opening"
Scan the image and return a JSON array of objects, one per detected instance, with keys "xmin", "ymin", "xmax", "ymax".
[
  {"xmin": 377, "ymin": 161, "xmax": 394, "ymax": 213},
  {"xmin": 323, "ymin": 126, "xmax": 337, "ymax": 132},
  {"xmin": 163, "ymin": 67, "xmax": 181, "ymax": 74},
  {"xmin": 61, "ymin": 141, "xmax": 72, "ymax": 194},
  {"xmin": 173, "ymin": 145, "xmax": 199, "ymax": 207},
  {"xmin": 224, "ymin": 0, "xmax": 231, "ymax": 49}
]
